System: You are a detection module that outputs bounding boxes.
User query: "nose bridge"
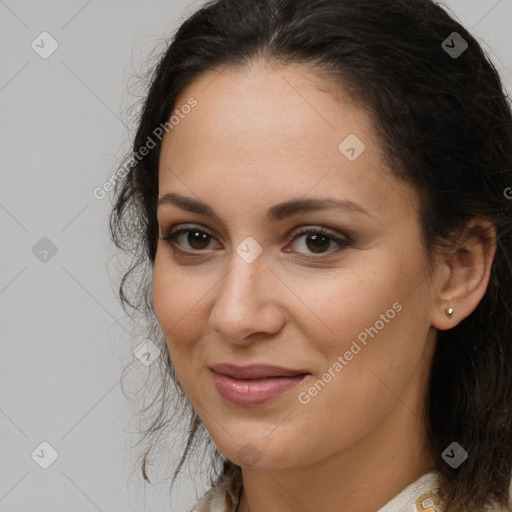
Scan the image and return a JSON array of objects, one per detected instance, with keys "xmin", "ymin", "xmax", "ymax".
[
  {"xmin": 216, "ymin": 250, "xmax": 264, "ymax": 316},
  {"xmin": 209, "ymin": 246, "xmax": 280, "ymax": 341}
]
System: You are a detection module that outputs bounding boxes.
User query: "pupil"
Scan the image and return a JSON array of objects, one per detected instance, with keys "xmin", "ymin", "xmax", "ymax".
[
  {"xmin": 189, "ymin": 231, "xmax": 210, "ymax": 249},
  {"xmin": 307, "ymin": 234, "xmax": 330, "ymax": 253}
]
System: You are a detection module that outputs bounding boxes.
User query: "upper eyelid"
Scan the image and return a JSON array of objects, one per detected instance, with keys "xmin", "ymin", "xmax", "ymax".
[
  {"xmin": 164, "ymin": 224, "xmax": 218, "ymax": 241},
  {"xmin": 163, "ymin": 223, "xmax": 345, "ymax": 240}
]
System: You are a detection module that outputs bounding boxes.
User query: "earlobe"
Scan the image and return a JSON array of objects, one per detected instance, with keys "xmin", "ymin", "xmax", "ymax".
[
  {"xmin": 431, "ymin": 219, "xmax": 497, "ymax": 331},
  {"xmin": 432, "ymin": 302, "xmax": 461, "ymax": 331}
]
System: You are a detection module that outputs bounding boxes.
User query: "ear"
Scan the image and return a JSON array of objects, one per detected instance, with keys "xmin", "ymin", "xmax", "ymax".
[{"xmin": 431, "ymin": 218, "xmax": 497, "ymax": 330}]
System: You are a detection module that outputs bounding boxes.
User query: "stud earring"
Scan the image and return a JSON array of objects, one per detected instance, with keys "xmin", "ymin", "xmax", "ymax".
[{"xmin": 446, "ymin": 307, "xmax": 454, "ymax": 319}]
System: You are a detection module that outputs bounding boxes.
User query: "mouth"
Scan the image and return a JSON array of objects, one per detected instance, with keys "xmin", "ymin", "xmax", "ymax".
[{"xmin": 209, "ymin": 363, "xmax": 310, "ymax": 406}]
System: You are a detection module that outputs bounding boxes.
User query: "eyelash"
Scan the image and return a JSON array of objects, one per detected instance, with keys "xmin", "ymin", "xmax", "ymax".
[{"xmin": 160, "ymin": 224, "xmax": 351, "ymax": 260}]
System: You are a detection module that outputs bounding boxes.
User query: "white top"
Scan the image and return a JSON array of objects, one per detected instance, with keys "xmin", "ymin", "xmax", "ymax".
[{"xmin": 187, "ymin": 463, "xmax": 512, "ymax": 512}]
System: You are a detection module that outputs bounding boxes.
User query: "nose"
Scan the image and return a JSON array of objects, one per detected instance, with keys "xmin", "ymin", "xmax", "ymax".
[{"xmin": 208, "ymin": 250, "xmax": 285, "ymax": 345}]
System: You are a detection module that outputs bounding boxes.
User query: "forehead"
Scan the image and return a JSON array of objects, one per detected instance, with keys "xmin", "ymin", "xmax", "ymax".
[
  {"xmin": 167, "ymin": 60, "xmax": 371, "ymax": 153},
  {"xmin": 157, "ymin": 59, "xmax": 418, "ymax": 224}
]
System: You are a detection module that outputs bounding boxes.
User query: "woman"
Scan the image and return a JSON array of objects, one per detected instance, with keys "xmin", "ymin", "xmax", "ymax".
[{"xmin": 110, "ymin": 0, "xmax": 512, "ymax": 510}]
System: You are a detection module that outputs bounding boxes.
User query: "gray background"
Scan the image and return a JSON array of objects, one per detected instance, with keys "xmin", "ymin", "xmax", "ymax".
[{"xmin": 1, "ymin": 1, "xmax": 511, "ymax": 511}]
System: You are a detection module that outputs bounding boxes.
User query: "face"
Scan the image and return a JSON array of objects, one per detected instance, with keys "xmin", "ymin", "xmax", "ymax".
[{"xmin": 153, "ymin": 58, "xmax": 439, "ymax": 471}]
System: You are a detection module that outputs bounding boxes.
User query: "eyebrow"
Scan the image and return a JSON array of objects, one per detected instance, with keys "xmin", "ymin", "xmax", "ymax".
[{"xmin": 157, "ymin": 193, "xmax": 372, "ymax": 222}]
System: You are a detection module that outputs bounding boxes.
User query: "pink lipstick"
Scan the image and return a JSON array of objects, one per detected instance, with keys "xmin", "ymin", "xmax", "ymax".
[{"xmin": 209, "ymin": 363, "xmax": 309, "ymax": 406}]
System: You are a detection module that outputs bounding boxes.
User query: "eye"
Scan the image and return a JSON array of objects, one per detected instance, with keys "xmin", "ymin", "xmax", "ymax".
[
  {"xmin": 284, "ymin": 227, "xmax": 350, "ymax": 259},
  {"xmin": 161, "ymin": 225, "xmax": 218, "ymax": 255},
  {"xmin": 160, "ymin": 224, "xmax": 351, "ymax": 259}
]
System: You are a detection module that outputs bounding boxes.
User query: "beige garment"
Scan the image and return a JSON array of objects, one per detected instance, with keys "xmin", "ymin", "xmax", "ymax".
[{"xmin": 187, "ymin": 462, "xmax": 512, "ymax": 512}]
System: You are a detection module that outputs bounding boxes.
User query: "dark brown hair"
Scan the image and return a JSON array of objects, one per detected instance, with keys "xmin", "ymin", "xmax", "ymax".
[{"xmin": 109, "ymin": 0, "xmax": 512, "ymax": 509}]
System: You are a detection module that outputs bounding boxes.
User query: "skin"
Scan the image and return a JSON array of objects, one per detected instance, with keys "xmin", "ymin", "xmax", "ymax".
[{"xmin": 152, "ymin": 58, "xmax": 496, "ymax": 512}]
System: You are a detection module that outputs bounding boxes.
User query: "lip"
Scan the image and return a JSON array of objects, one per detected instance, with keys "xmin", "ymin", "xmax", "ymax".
[
  {"xmin": 209, "ymin": 363, "xmax": 310, "ymax": 406},
  {"xmin": 209, "ymin": 363, "xmax": 309, "ymax": 379}
]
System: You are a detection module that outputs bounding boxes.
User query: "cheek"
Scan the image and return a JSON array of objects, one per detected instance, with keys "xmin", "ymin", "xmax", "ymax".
[
  {"xmin": 152, "ymin": 255, "xmax": 200, "ymax": 351},
  {"xmin": 291, "ymin": 265, "xmax": 404, "ymax": 357},
  {"xmin": 295, "ymin": 258, "xmax": 430, "ymax": 406},
  {"xmin": 295, "ymin": 248, "xmax": 428, "ymax": 395},
  {"xmin": 152, "ymin": 271, "xmax": 197, "ymax": 398}
]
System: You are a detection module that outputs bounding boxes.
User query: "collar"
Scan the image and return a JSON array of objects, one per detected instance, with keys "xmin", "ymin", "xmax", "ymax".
[{"xmin": 189, "ymin": 464, "xmax": 511, "ymax": 512}]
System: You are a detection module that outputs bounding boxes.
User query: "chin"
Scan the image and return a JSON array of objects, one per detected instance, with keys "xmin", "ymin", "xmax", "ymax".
[{"xmin": 210, "ymin": 429, "xmax": 305, "ymax": 470}]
